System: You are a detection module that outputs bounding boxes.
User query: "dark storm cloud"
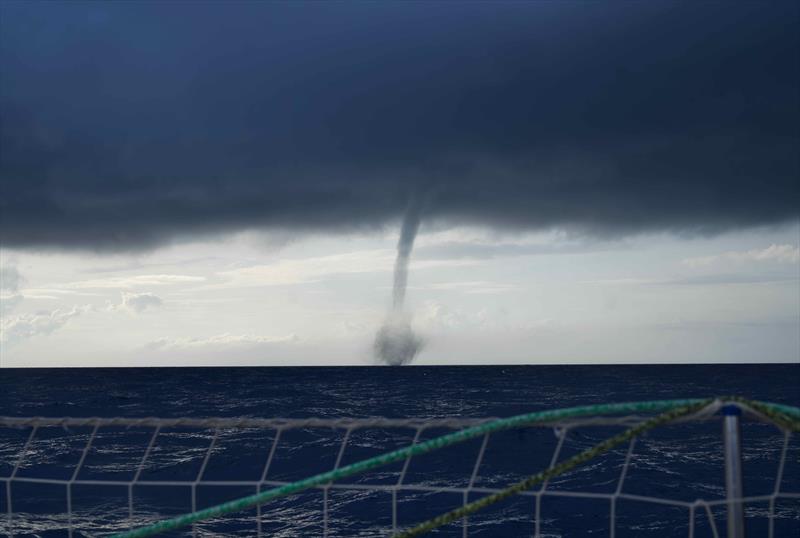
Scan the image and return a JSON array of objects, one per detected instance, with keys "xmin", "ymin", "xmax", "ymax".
[{"xmin": 1, "ymin": 1, "xmax": 797, "ymax": 249}]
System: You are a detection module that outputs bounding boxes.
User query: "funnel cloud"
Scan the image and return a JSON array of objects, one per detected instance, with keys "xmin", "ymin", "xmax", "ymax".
[
  {"xmin": 392, "ymin": 203, "xmax": 422, "ymax": 310},
  {"xmin": 375, "ymin": 203, "xmax": 424, "ymax": 365}
]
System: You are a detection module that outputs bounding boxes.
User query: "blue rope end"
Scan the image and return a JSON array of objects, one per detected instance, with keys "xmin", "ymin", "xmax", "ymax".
[{"xmin": 721, "ymin": 404, "xmax": 742, "ymax": 416}]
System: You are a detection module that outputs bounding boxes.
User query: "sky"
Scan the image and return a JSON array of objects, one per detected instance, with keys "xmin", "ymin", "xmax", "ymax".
[{"xmin": 1, "ymin": 1, "xmax": 798, "ymax": 367}]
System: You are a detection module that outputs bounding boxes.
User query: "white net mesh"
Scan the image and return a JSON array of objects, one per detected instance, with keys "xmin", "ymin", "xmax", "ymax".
[{"xmin": 1, "ymin": 409, "xmax": 798, "ymax": 537}]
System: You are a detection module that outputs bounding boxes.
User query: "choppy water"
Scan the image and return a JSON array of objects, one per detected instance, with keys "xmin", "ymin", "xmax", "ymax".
[{"xmin": 1, "ymin": 364, "xmax": 798, "ymax": 537}]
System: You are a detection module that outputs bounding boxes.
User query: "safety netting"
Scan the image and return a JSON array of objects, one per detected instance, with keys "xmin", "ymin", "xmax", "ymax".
[{"xmin": 1, "ymin": 398, "xmax": 798, "ymax": 537}]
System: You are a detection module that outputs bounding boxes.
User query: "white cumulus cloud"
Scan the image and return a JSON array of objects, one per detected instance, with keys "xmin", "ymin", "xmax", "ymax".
[
  {"xmin": 119, "ymin": 292, "xmax": 163, "ymax": 313},
  {"xmin": 1, "ymin": 306, "xmax": 87, "ymax": 346}
]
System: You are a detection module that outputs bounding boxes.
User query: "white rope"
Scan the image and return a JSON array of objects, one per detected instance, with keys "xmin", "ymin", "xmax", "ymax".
[
  {"xmin": 255, "ymin": 427, "xmax": 281, "ymax": 538},
  {"xmin": 768, "ymin": 431, "xmax": 791, "ymax": 538},
  {"xmin": 610, "ymin": 437, "xmax": 636, "ymax": 538},
  {"xmin": 5, "ymin": 425, "xmax": 38, "ymax": 538},
  {"xmin": 532, "ymin": 424, "xmax": 569, "ymax": 537},
  {"xmin": 67, "ymin": 424, "xmax": 99, "ymax": 538},
  {"xmin": 191, "ymin": 429, "xmax": 218, "ymax": 538},
  {"xmin": 462, "ymin": 432, "xmax": 490, "ymax": 538},
  {"xmin": 323, "ymin": 427, "xmax": 352, "ymax": 537},
  {"xmin": 0, "ymin": 416, "xmax": 496, "ymax": 431},
  {"xmin": 393, "ymin": 427, "xmax": 422, "ymax": 534}
]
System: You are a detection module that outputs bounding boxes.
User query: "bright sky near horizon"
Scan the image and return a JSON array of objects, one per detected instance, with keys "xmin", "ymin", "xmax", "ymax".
[
  {"xmin": 1, "ymin": 1, "xmax": 798, "ymax": 366},
  {"xmin": 2, "ymin": 223, "xmax": 798, "ymax": 366}
]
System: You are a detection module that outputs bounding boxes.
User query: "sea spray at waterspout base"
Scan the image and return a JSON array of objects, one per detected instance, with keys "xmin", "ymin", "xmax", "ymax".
[
  {"xmin": 374, "ymin": 203, "xmax": 424, "ymax": 365},
  {"xmin": 374, "ymin": 312, "xmax": 424, "ymax": 366}
]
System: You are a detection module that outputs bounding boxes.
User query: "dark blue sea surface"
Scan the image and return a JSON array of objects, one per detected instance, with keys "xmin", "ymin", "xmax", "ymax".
[{"xmin": 0, "ymin": 364, "xmax": 798, "ymax": 537}]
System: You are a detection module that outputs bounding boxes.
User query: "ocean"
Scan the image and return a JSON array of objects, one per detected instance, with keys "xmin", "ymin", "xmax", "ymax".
[{"xmin": 1, "ymin": 364, "xmax": 798, "ymax": 537}]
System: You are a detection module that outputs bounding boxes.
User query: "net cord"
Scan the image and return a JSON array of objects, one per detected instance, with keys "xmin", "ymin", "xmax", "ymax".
[{"xmin": 2, "ymin": 397, "xmax": 797, "ymax": 537}]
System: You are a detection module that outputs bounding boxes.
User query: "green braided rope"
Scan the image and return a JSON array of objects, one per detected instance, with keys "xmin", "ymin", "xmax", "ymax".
[
  {"xmin": 729, "ymin": 396, "xmax": 800, "ymax": 432},
  {"xmin": 109, "ymin": 397, "xmax": 798, "ymax": 538},
  {"xmin": 393, "ymin": 401, "xmax": 710, "ymax": 537}
]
